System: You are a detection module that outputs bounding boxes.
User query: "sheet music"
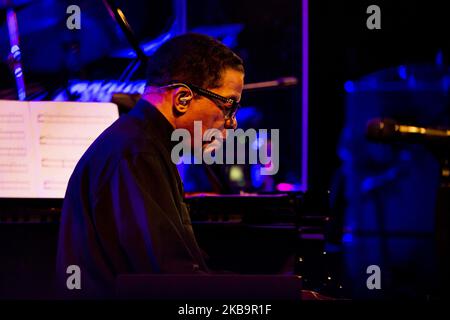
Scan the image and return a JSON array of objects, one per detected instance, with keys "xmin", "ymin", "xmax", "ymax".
[
  {"xmin": 0, "ymin": 100, "xmax": 119, "ymax": 198},
  {"xmin": 0, "ymin": 101, "xmax": 37, "ymax": 198}
]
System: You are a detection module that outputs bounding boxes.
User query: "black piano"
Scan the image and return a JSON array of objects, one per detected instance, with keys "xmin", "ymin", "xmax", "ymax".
[{"xmin": 0, "ymin": 191, "xmax": 331, "ymax": 299}]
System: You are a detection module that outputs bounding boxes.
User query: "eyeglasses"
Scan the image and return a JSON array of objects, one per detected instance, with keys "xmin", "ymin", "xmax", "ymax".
[{"xmin": 163, "ymin": 82, "xmax": 240, "ymax": 121}]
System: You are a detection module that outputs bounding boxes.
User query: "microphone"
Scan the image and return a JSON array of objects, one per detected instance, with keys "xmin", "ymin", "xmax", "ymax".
[
  {"xmin": 243, "ymin": 77, "xmax": 298, "ymax": 92},
  {"xmin": 366, "ymin": 118, "xmax": 450, "ymax": 145}
]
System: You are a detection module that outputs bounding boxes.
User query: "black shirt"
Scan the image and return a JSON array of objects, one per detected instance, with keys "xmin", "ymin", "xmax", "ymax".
[{"xmin": 56, "ymin": 99, "xmax": 208, "ymax": 298}]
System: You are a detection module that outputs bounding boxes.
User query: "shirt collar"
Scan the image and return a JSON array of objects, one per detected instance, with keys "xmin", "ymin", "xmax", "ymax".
[{"xmin": 128, "ymin": 99, "xmax": 176, "ymax": 154}]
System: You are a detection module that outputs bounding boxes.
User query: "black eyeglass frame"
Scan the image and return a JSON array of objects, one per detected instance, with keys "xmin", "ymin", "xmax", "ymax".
[{"xmin": 163, "ymin": 82, "xmax": 240, "ymax": 120}]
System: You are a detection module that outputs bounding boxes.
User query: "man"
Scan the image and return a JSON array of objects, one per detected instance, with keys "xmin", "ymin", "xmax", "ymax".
[{"xmin": 56, "ymin": 33, "xmax": 244, "ymax": 298}]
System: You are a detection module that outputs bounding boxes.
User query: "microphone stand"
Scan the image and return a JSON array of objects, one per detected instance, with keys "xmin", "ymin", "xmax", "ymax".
[
  {"xmin": 367, "ymin": 119, "xmax": 450, "ymax": 298},
  {"xmin": 3, "ymin": 1, "xmax": 27, "ymax": 100},
  {"xmin": 102, "ymin": 0, "xmax": 148, "ymax": 64},
  {"xmin": 435, "ymin": 154, "xmax": 450, "ymax": 298}
]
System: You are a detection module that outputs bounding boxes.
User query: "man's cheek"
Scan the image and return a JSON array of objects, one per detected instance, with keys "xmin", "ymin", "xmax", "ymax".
[{"xmin": 201, "ymin": 119, "xmax": 217, "ymax": 132}]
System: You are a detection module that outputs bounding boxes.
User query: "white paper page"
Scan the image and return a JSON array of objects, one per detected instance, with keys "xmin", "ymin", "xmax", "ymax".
[
  {"xmin": 29, "ymin": 101, "xmax": 119, "ymax": 198},
  {"xmin": 0, "ymin": 100, "xmax": 37, "ymax": 198}
]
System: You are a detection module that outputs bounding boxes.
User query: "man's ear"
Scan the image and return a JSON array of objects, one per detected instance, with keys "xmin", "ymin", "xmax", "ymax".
[{"xmin": 173, "ymin": 87, "xmax": 193, "ymax": 114}]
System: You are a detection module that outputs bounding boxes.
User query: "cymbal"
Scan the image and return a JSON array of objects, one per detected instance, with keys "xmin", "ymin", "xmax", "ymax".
[
  {"xmin": 110, "ymin": 23, "xmax": 244, "ymax": 59},
  {"xmin": 0, "ymin": 0, "xmax": 119, "ymax": 72},
  {"xmin": 1, "ymin": 0, "xmax": 180, "ymax": 71},
  {"xmin": 0, "ymin": 0, "xmax": 32, "ymax": 9}
]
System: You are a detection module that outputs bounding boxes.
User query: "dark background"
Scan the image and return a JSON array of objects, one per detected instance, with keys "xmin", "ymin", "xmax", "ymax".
[
  {"xmin": 2, "ymin": 0, "xmax": 448, "ymax": 191},
  {"xmin": 309, "ymin": 0, "xmax": 449, "ymax": 191},
  {"xmin": 1, "ymin": 0, "xmax": 449, "ymax": 299}
]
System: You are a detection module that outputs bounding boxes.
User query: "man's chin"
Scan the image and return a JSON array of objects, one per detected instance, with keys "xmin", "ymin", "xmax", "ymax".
[{"xmin": 202, "ymin": 139, "xmax": 223, "ymax": 154}]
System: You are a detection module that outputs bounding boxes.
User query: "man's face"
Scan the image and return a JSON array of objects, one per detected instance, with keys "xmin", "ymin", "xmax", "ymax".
[{"xmin": 175, "ymin": 68, "xmax": 244, "ymax": 141}]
